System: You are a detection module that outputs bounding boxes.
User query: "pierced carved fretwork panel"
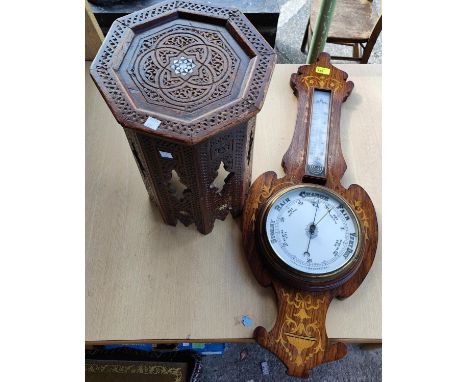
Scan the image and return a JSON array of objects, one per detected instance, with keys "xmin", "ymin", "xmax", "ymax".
[
  {"xmin": 210, "ymin": 161, "xmax": 232, "ymax": 195},
  {"xmin": 168, "ymin": 169, "xmax": 188, "ymax": 201},
  {"xmin": 126, "ymin": 23, "xmax": 242, "ymax": 117},
  {"xmin": 125, "ymin": 118, "xmax": 255, "ymax": 234}
]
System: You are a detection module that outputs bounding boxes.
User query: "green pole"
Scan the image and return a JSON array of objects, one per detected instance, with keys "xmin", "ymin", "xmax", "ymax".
[{"xmin": 306, "ymin": 0, "xmax": 337, "ymax": 64}]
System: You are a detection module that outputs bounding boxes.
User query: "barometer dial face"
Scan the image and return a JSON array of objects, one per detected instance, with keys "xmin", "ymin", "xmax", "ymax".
[{"xmin": 261, "ymin": 185, "xmax": 361, "ymax": 277}]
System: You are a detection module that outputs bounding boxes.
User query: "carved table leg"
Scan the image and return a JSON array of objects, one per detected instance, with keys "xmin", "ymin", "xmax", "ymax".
[{"xmin": 255, "ymin": 280, "xmax": 347, "ymax": 378}]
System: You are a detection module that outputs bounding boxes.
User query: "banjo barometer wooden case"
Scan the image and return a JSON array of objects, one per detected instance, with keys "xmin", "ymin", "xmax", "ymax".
[
  {"xmin": 242, "ymin": 53, "xmax": 378, "ymax": 378},
  {"xmin": 90, "ymin": 0, "xmax": 276, "ymax": 234}
]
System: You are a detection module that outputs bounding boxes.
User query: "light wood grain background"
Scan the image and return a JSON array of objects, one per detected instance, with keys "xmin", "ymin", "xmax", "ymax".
[{"xmin": 85, "ymin": 63, "xmax": 381, "ymax": 343}]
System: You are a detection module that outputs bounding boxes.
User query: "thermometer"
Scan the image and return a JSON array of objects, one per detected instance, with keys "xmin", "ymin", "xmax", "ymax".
[{"xmin": 305, "ymin": 89, "xmax": 331, "ymax": 182}]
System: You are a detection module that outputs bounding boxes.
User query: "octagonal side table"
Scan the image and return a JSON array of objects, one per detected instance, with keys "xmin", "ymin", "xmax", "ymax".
[{"xmin": 90, "ymin": 0, "xmax": 276, "ymax": 234}]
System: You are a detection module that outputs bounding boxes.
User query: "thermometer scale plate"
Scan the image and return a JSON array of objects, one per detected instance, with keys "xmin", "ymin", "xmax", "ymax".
[{"xmin": 305, "ymin": 89, "xmax": 331, "ymax": 180}]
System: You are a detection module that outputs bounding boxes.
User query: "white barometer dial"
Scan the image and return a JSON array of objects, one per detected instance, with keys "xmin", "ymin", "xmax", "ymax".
[{"xmin": 261, "ymin": 185, "xmax": 361, "ymax": 276}]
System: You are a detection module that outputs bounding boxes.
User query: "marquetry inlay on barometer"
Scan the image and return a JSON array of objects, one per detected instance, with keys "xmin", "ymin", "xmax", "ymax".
[{"xmin": 242, "ymin": 53, "xmax": 378, "ymax": 378}]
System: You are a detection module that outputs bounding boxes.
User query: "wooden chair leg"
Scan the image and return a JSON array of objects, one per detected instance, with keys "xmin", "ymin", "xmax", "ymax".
[
  {"xmin": 360, "ymin": 15, "xmax": 382, "ymax": 63},
  {"xmin": 352, "ymin": 43, "xmax": 361, "ymax": 59},
  {"xmin": 300, "ymin": 19, "xmax": 311, "ymax": 53},
  {"xmin": 85, "ymin": 0, "xmax": 105, "ymax": 60}
]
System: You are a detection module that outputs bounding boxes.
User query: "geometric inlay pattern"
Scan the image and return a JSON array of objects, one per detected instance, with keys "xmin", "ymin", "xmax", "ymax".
[
  {"xmin": 171, "ymin": 56, "xmax": 196, "ymax": 75},
  {"xmin": 128, "ymin": 24, "xmax": 240, "ymax": 113}
]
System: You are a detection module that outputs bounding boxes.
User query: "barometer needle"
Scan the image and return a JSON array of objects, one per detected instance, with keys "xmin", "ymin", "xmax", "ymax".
[
  {"xmin": 304, "ymin": 199, "xmax": 320, "ymax": 256},
  {"xmin": 304, "ymin": 235, "xmax": 312, "ymax": 257},
  {"xmin": 315, "ymin": 205, "xmax": 337, "ymax": 226},
  {"xmin": 312, "ymin": 199, "xmax": 320, "ymax": 225}
]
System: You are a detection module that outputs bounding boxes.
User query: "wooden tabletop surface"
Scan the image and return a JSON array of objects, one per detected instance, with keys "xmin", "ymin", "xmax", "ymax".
[{"xmin": 85, "ymin": 62, "xmax": 381, "ymax": 343}]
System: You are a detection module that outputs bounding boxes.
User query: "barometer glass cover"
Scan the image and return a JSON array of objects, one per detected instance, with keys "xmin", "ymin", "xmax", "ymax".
[{"xmin": 263, "ymin": 186, "xmax": 360, "ymax": 275}]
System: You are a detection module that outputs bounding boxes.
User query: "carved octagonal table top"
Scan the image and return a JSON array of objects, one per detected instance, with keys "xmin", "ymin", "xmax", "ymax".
[{"xmin": 90, "ymin": 0, "xmax": 276, "ymax": 144}]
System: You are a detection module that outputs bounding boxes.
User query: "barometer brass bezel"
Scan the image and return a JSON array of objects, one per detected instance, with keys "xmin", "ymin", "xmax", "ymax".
[{"xmin": 257, "ymin": 184, "xmax": 363, "ymax": 289}]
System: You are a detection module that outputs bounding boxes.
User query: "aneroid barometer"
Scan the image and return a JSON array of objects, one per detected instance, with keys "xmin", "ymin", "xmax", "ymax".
[{"xmin": 242, "ymin": 53, "xmax": 378, "ymax": 378}]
